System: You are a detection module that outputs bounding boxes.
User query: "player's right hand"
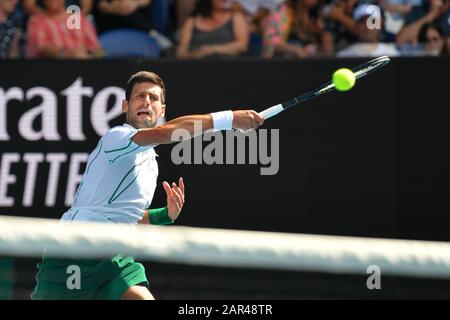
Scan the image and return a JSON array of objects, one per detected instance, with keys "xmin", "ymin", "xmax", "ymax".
[{"xmin": 232, "ymin": 110, "xmax": 264, "ymax": 131}]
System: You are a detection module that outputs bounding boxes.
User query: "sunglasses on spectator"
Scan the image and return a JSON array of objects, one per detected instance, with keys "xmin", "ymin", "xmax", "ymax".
[{"xmin": 426, "ymin": 37, "xmax": 441, "ymax": 42}]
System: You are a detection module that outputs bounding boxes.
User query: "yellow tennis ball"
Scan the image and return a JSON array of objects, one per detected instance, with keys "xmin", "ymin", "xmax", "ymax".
[{"xmin": 332, "ymin": 68, "xmax": 356, "ymax": 91}]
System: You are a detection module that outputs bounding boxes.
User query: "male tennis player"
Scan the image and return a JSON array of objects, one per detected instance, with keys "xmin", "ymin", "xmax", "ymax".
[{"xmin": 31, "ymin": 71, "xmax": 264, "ymax": 300}]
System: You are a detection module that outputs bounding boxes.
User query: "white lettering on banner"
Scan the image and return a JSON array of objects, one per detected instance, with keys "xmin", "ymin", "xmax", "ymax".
[
  {"xmin": 0, "ymin": 79, "xmax": 126, "ymax": 141},
  {"xmin": 61, "ymin": 77, "xmax": 93, "ymax": 141},
  {"xmin": 0, "ymin": 154, "xmax": 20, "ymax": 206},
  {"xmin": 91, "ymin": 87, "xmax": 124, "ymax": 136},
  {"xmin": 65, "ymin": 153, "xmax": 89, "ymax": 206},
  {"xmin": 19, "ymin": 87, "xmax": 60, "ymax": 141},
  {"xmin": 23, "ymin": 153, "xmax": 45, "ymax": 207},
  {"xmin": 0, "ymin": 153, "xmax": 88, "ymax": 207},
  {"xmin": 0, "ymin": 87, "xmax": 24, "ymax": 140},
  {"xmin": 45, "ymin": 153, "xmax": 68, "ymax": 206}
]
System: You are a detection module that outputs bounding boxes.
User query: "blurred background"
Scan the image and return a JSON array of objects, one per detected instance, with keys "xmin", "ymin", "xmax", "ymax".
[{"xmin": 1, "ymin": 0, "xmax": 450, "ymax": 300}]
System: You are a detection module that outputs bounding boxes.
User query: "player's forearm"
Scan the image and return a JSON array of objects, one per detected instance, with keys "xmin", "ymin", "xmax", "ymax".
[
  {"xmin": 133, "ymin": 110, "xmax": 260, "ymax": 146},
  {"xmin": 132, "ymin": 114, "xmax": 214, "ymax": 146},
  {"xmin": 138, "ymin": 209, "xmax": 150, "ymax": 224}
]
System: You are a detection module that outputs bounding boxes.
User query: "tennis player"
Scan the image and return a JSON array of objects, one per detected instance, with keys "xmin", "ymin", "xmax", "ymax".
[{"xmin": 31, "ymin": 71, "xmax": 264, "ymax": 300}]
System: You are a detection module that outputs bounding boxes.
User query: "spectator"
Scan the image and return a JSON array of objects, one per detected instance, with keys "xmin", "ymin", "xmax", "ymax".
[
  {"xmin": 231, "ymin": 0, "xmax": 275, "ymax": 33},
  {"xmin": 321, "ymin": 0, "xmax": 359, "ymax": 55},
  {"xmin": 92, "ymin": 0, "xmax": 153, "ymax": 35},
  {"xmin": 26, "ymin": 0, "xmax": 102, "ymax": 58},
  {"xmin": 0, "ymin": 0, "xmax": 23, "ymax": 58},
  {"xmin": 379, "ymin": 0, "xmax": 422, "ymax": 41},
  {"xmin": 22, "ymin": 0, "xmax": 94, "ymax": 15},
  {"xmin": 337, "ymin": 4, "xmax": 400, "ymax": 56},
  {"xmin": 396, "ymin": 0, "xmax": 450, "ymax": 47},
  {"xmin": 230, "ymin": 0, "xmax": 278, "ymax": 56},
  {"xmin": 418, "ymin": 21, "xmax": 448, "ymax": 54},
  {"xmin": 261, "ymin": 0, "xmax": 326, "ymax": 58},
  {"xmin": 176, "ymin": 0, "xmax": 249, "ymax": 59},
  {"xmin": 176, "ymin": 0, "xmax": 197, "ymax": 32}
]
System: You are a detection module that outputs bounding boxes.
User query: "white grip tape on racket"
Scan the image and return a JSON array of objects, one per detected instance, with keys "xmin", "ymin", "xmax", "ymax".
[{"xmin": 260, "ymin": 104, "xmax": 284, "ymax": 120}]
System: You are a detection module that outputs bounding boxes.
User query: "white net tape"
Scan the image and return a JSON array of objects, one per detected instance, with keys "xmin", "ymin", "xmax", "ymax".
[{"xmin": 1, "ymin": 215, "xmax": 450, "ymax": 278}]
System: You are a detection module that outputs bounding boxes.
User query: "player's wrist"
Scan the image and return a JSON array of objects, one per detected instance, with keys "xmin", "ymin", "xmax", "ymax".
[
  {"xmin": 149, "ymin": 207, "xmax": 173, "ymax": 225},
  {"xmin": 210, "ymin": 110, "xmax": 233, "ymax": 132}
]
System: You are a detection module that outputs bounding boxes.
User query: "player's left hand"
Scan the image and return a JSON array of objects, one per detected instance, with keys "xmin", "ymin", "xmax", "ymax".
[{"xmin": 163, "ymin": 177, "xmax": 185, "ymax": 221}]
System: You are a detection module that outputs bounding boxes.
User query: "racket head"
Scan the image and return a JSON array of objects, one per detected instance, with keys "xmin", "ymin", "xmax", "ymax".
[
  {"xmin": 271, "ymin": 56, "xmax": 392, "ymax": 113},
  {"xmin": 351, "ymin": 55, "xmax": 391, "ymax": 79},
  {"xmin": 312, "ymin": 56, "xmax": 391, "ymax": 97},
  {"xmin": 309, "ymin": 56, "xmax": 391, "ymax": 98}
]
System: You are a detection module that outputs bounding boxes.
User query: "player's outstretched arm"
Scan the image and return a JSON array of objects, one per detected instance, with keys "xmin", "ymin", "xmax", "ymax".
[{"xmin": 132, "ymin": 110, "xmax": 264, "ymax": 146}]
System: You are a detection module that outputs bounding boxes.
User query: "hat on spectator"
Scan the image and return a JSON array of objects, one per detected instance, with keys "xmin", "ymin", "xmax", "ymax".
[{"xmin": 353, "ymin": 4, "xmax": 382, "ymax": 22}]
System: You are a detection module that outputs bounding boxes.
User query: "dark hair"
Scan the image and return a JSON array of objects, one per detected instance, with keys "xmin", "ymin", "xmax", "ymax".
[
  {"xmin": 125, "ymin": 71, "xmax": 166, "ymax": 103},
  {"xmin": 418, "ymin": 22, "xmax": 446, "ymax": 54},
  {"xmin": 294, "ymin": 0, "xmax": 323, "ymax": 43},
  {"xmin": 193, "ymin": 0, "xmax": 213, "ymax": 18},
  {"xmin": 418, "ymin": 22, "xmax": 444, "ymax": 42}
]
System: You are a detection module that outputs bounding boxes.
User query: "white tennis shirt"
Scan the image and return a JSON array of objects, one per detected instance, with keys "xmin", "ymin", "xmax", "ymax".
[{"xmin": 61, "ymin": 124, "xmax": 158, "ymax": 224}]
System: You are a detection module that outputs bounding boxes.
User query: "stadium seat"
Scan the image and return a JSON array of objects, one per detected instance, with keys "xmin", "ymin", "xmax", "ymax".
[
  {"xmin": 99, "ymin": 29, "xmax": 161, "ymax": 58},
  {"xmin": 150, "ymin": 0, "xmax": 169, "ymax": 35}
]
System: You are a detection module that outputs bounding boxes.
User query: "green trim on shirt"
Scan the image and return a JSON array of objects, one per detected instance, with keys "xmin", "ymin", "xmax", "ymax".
[
  {"xmin": 86, "ymin": 142, "xmax": 103, "ymax": 174},
  {"xmin": 109, "ymin": 145, "xmax": 141, "ymax": 164},
  {"xmin": 104, "ymin": 140, "xmax": 133, "ymax": 153},
  {"xmin": 108, "ymin": 165, "xmax": 139, "ymax": 204}
]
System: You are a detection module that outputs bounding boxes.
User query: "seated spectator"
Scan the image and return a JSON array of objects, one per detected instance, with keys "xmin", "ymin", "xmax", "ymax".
[
  {"xmin": 93, "ymin": 0, "xmax": 171, "ymax": 57},
  {"xmin": 321, "ymin": 0, "xmax": 359, "ymax": 55},
  {"xmin": 176, "ymin": 0, "xmax": 197, "ymax": 33},
  {"xmin": 22, "ymin": 0, "xmax": 93, "ymax": 15},
  {"xmin": 231, "ymin": 0, "xmax": 274, "ymax": 33},
  {"xmin": 93, "ymin": 0, "xmax": 153, "ymax": 35},
  {"xmin": 396, "ymin": 0, "xmax": 450, "ymax": 47},
  {"xmin": 0, "ymin": 0, "xmax": 23, "ymax": 58},
  {"xmin": 337, "ymin": 4, "xmax": 400, "ymax": 56},
  {"xmin": 26, "ymin": 0, "xmax": 102, "ymax": 58},
  {"xmin": 261, "ymin": 0, "xmax": 326, "ymax": 58},
  {"xmin": 230, "ymin": 0, "xmax": 278, "ymax": 56},
  {"xmin": 379, "ymin": 0, "xmax": 422, "ymax": 41},
  {"xmin": 418, "ymin": 21, "xmax": 448, "ymax": 54},
  {"xmin": 176, "ymin": 0, "xmax": 249, "ymax": 59}
]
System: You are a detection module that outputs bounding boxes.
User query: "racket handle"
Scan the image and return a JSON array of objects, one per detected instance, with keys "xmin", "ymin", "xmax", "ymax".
[{"xmin": 260, "ymin": 104, "xmax": 284, "ymax": 120}]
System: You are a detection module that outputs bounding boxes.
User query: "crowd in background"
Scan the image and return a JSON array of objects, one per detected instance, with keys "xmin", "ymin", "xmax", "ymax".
[{"xmin": 1, "ymin": 0, "xmax": 449, "ymax": 59}]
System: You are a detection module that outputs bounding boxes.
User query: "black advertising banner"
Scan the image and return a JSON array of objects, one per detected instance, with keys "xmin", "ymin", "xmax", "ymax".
[{"xmin": 1, "ymin": 58, "xmax": 449, "ymax": 240}]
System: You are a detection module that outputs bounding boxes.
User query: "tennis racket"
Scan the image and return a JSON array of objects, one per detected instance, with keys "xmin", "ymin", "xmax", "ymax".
[{"xmin": 260, "ymin": 55, "xmax": 391, "ymax": 120}]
